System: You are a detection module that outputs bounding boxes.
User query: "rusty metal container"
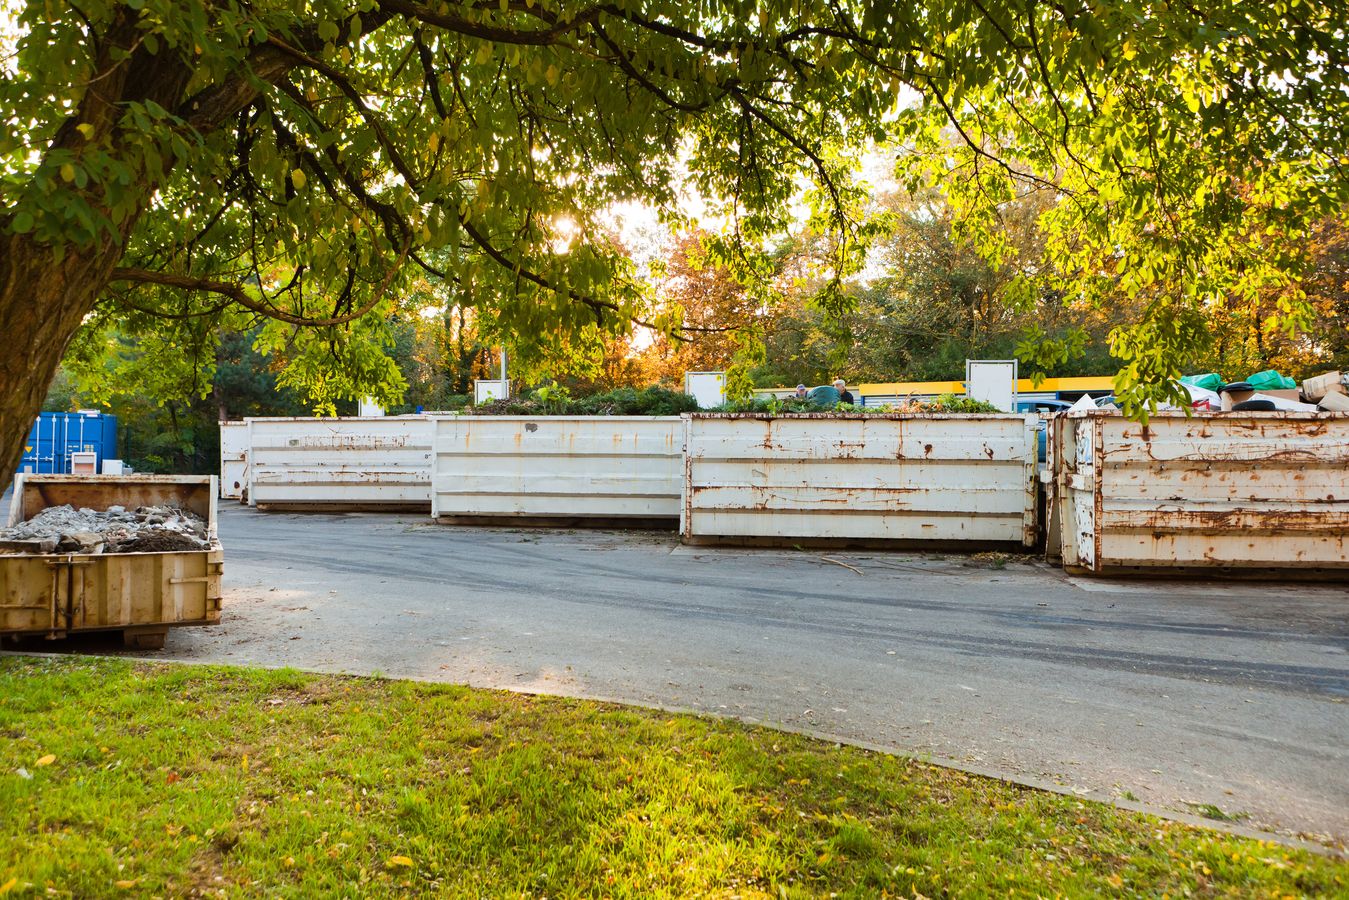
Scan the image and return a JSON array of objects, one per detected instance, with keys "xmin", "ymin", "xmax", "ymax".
[
  {"xmin": 1051, "ymin": 410, "xmax": 1349, "ymax": 574},
  {"xmin": 1, "ymin": 475, "xmax": 222, "ymax": 648},
  {"xmin": 431, "ymin": 416, "xmax": 683, "ymax": 523},
  {"xmin": 219, "ymin": 421, "xmax": 248, "ymax": 500},
  {"xmin": 681, "ymin": 413, "xmax": 1039, "ymax": 547},
  {"xmin": 246, "ymin": 416, "xmax": 433, "ymax": 510}
]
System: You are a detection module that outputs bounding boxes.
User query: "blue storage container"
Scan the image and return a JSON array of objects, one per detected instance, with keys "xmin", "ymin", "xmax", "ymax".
[{"xmin": 20, "ymin": 412, "xmax": 119, "ymax": 474}]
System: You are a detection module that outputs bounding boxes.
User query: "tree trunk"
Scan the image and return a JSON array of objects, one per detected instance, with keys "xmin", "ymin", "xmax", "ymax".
[
  {"xmin": 0, "ymin": 9, "xmax": 198, "ymax": 478},
  {"xmin": 0, "ymin": 227, "xmax": 138, "ymax": 480},
  {"xmin": 0, "ymin": 8, "xmax": 307, "ymax": 478}
]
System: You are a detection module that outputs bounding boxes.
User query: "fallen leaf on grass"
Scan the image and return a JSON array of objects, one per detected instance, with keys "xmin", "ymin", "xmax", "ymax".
[
  {"xmin": 387, "ymin": 855, "xmax": 414, "ymax": 869},
  {"xmin": 0, "ymin": 877, "xmax": 17, "ymax": 895},
  {"xmin": 34, "ymin": 754, "xmax": 55, "ymax": 767},
  {"xmin": 114, "ymin": 879, "xmax": 138, "ymax": 889}
]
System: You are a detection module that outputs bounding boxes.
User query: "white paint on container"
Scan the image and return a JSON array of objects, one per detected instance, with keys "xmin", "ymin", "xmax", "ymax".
[
  {"xmin": 357, "ymin": 397, "xmax": 385, "ymax": 417},
  {"xmin": 431, "ymin": 416, "xmax": 683, "ymax": 521},
  {"xmin": 246, "ymin": 416, "xmax": 433, "ymax": 510},
  {"xmin": 219, "ymin": 421, "xmax": 248, "ymax": 500},
  {"xmin": 1053, "ymin": 411, "xmax": 1349, "ymax": 572},
  {"xmin": 965, "ymin": 359, "xmax": 1018, "ymax": 412},
  {"xmin": 474, "ymin": 379, "xmax": 511, "ymax": 404},
  {"xmin": 681, "ymin": 414, "xmax": 1039, "ymax": 546},
  {"xmin": 684, "ymin": 371, "xmax": 726, "ymax": 410}
]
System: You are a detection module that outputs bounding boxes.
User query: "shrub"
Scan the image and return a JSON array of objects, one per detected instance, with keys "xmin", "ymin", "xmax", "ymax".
[
  {"xmin": 469, "ymin": 385, "xmax": 701, "ymax": 416},
  {"xmin": 466, "ymin": 387, "xmax": 1001, "ymax": 416},
  {"xmin": 929, "ymin": 393, "xmax": 1001, "ymax": 413},
  {"xmin": 713, "ymin": 396, "xmax": 828, "ymax": 414}
]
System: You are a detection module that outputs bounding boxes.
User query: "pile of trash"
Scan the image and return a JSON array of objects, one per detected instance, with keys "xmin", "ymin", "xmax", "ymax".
[
  {"xmin": 0, "ymin": 504, "xmax": 215, "ymax": 554},
  {"xmin": 1300, "ymin": 370, "xmax": 1349, "ymax": 411},
  {"xmin": 1178, "ymin": 369, "xmax": 1348, "ymax": 413}
]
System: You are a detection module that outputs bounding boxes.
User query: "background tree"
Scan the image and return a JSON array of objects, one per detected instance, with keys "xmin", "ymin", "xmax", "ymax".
[
  {"xmin": 753, "ymin": 187, "xmax": 1120, "ymax": 387},
  {"xmin": 1304, "ymin": 216, "xmax": 1349, "ymax": 375},
  {"xmin": 48, "ymin": 326, "xmax": 309, "ymax": 472},
  {"xmin": 644, "ymin": 230, "xmax": 758, "ymax": 382},
  {"xmin": 1187, "ymin": 213, "xmax": 1349, "ymax": 380}
]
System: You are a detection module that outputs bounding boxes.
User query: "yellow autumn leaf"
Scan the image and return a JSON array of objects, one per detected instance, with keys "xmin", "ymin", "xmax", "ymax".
[
  {"xmin": 387, "ymin": 855, "xmax": 414, "ymax": 868},
  {"xmin": 114, "ymin": 880, "xmax": 138, "ymax": 889},
  {"xmin": 35, "ymin": 754, "xmax": 55, "ymax": 767},
  {"xmin": 241, "ymin": 753, "xmax": 249, "ymax": 772},
  {"xmin": 76, "ymin": 123, "xmax": 95, "ymax": 139},
  {"xmin": 290, "ymin": 169, "xmax": 307, "ymax": 189},
  {"xmin": 0, "ymin": 877, "xmax": 17, "ymax": 895},
  {"xmin": 59, "ymin": 164, "xmax": 75, "ymax": 183}
]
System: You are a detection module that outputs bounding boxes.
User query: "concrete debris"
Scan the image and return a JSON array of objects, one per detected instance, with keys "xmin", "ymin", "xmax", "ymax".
[{"xmin": 0, "ymin": 504, "xmax": 215, "ymax": 554}]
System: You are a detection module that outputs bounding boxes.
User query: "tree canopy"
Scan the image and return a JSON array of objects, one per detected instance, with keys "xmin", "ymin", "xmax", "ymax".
[{"xmin": 2, "ymin": 0, "xmax": 1346, "ymax": 469}]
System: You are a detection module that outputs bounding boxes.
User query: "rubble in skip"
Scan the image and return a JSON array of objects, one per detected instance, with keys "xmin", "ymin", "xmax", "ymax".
[{"xmin": 0, "ymin": 504, "xmax": 215, "ymax": 554}]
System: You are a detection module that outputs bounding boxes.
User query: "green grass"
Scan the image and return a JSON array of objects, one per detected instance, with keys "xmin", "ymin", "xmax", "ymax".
[
  {"xmin": 1188, "ymin": 803, "xmax": 1250, "ymax": 824},
  {"xmin": 0, "ymin": 657, "xmax": 1343, "ymax": 898}
]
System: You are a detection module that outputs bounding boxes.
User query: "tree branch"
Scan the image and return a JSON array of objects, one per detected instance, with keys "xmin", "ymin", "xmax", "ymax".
[
  {"xmin": 109, "ymin": 268, "xmax": 389, "ymax": 327},
  {"xmin": 379, "ymin": 0, "xmax": 602, "ymax": 44}
]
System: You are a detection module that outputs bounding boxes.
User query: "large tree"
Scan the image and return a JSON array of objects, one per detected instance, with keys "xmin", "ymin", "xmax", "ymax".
[{"xmin": 2, "ymin": 2, "xmax": 1345, "ymax": 472}]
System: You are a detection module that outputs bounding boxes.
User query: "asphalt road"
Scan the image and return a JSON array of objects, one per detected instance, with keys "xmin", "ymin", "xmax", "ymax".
[{"xmin": 26, "ymin": 503, "xmax": 1349, "ymax": 843}]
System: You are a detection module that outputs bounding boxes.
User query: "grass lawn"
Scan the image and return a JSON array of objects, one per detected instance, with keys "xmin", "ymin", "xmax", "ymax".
[{"xmin": 0, "ymin": 656, "xmax": 1343, "ymax": 898}]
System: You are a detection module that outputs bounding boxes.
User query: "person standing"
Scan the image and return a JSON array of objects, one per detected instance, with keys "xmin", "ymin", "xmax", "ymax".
[{"xmin": 833, "ymin": 378, "xmax": 855, "ymax": 405}]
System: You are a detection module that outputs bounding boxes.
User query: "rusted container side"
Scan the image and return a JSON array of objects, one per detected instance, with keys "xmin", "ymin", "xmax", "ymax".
[
  {"xmin": 431, "ymin": 416, "xmax": 683, "ymax": 523},
  {"xmin": 1056, "ymin": 411, "xmax": 1349, "ymax": 574},
  {"xmin": 1, "ymin": 475, "xmax": 222, "ymax": 648},
  {"xmin": 681, "ymin": 414, "xmax": 1039, "ymax": 547},
  {"xmin": 219, "ymin": 421, "xmax": 248, "ymax": 500},
  {"xmin": 1042, "ymin": 414, "xmax": 1072, "ymax": 566},
  {"xmin": 246, "ymin": 417, "xmax": 433, "ymax": 511}
]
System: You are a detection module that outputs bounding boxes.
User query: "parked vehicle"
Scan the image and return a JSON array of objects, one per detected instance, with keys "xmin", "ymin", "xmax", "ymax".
[
  {"xmin": 1014, "ymin": 400, "xmax": 1074, "ymax": 413},
  {"xmin": 1015, "ymin": 399, "xmax": 1073, "ymax": 463}
]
